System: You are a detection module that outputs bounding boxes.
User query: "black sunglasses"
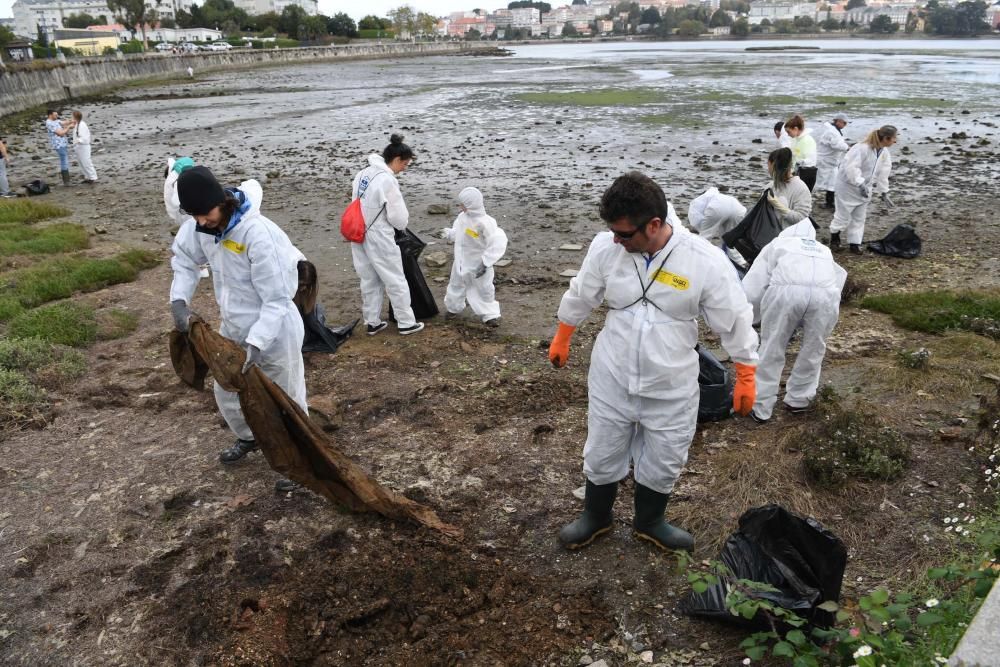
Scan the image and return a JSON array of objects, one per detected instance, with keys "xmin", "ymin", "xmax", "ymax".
[{"xmin": 609, "ymin": 221, "xmax": 650, "ymax": 240}]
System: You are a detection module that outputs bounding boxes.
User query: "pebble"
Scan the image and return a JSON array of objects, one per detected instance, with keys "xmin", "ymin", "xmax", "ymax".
[
  {"xmin": 494, "ymin": 259, "xmax": 512, "ymax": 267},
  {"xmin": 560, "ymin": 269, "xmax": 578, "ymax": 278},
  {"xmin": 559, "ymin": 244, "xmax": 583, "ymax": 251},
  {"xmin": 578, "ymin": 656, "xmax": 593, "ymax": 666},
  {"xmin": 640, "ymin": 650, "xmax": 654, "ymax": 663},
  {"xmin": 572, "ymin": 485, "xmax": 586, "ymax": 500},
  {"xmin": 423, "ymin": 251, "xmax": 449, "ymax": 268}
]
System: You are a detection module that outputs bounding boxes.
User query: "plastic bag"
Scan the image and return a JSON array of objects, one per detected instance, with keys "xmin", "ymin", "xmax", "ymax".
[
  {"xmin": 689, "ymin": 188, "xmax": 747, "ymax": 241},
  {"xmin": 867, "ymin": 224, "xmax": 921, "ymax": 259},
  {"xmin": 697, "ymin": 345, "xmax": 732, "ymax": 423},
  {"xmin": 722, "ymin": 190, "xmax": 783, "ymax": 266},
  {"xmin": 389, "ymin": 228, "xmax": 439, "ymax": 321},
  {"xmin": 680, "ymin": 504, "xmax": 847, "ymax": 630},
  {"xmin": 302, "ymin": 304, "xmax": 358, "ymax": 354},
  {"xmin": 24, "ymin": 179, "xmax": 50, "ymax": 196}
]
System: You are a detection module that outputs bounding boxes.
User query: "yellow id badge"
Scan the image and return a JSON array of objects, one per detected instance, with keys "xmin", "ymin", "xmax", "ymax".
[
  {"xmin": 652, "ymin": 270, "xmax": 689, "ymax": 291},
  {"xmin": 465, "ymin": 227, "xmax": 480, "ymax": 239},
  {"xmin": 222, "ymin": 239, "xmax": 246, "ymax": 254}
]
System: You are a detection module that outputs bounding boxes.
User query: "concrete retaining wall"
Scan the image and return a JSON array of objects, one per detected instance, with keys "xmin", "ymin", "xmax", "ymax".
[{"xmin": 0, "ymin": 42, "xmax": 492, "ymax": 118}]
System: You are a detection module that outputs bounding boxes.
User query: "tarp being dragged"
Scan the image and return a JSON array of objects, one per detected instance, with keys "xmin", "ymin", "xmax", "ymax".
[{"xmin": 169, "ymin": 320, "xmax": 462, "ymax": 539}]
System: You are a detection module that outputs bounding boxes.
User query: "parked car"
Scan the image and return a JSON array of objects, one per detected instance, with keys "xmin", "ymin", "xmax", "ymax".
[
  {"xmin": 209, "ymin": 41, "xmax": 233, "ymax": 50},
  {"xmin": 179, "ymin": 42, "xmax": 198, "ymax": 52},
  {"xmin": 154, "ymin": 42, "xmax": 173, "ymax": 52}
]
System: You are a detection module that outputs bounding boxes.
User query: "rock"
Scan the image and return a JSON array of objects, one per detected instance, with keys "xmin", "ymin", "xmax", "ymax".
[
  {"xmin": 699, "ymin": 642, "xmax": 710, "ymax": 650},
  {"xmin": 590, "ymin": 661, "xmax": 609, "ymax": 667},
  {"xmin": 578, "ymin": 655, "xmax": 593, "ymax": 666},
  {"xmin": 559, "ymin": 244, "xmax": 583, "ymax": 251},
  {"xmin": 572, "ymin": 485, "xmax": 586, "ymax": 500},
  {"xmin": 427, "ymin": 204, "xmax": 451, "ymax": 215},
  {"xmin": 640, "ymin": 651, "xmax": 654, "ymax": 663},
  {"xmin": 560, "ymin": 269, "xmax": 578, "ymax": 278},
  {"xmin": 94, "ymin": 225, "xmax": 108, "ymax": 234},
  {"xmin": 433, "ymin": 277, "xmax": 446, "ymax": 283},
  {"xmin": 494, "ymin": 259, "xmax": 512, "ymax": 267},
  {"xmin": 424, "ymin": 252, "xmax": 449, "ymax": 268},
  {"xmin": 938, "ymin": 427, "xmax": 963, "ymax": 441},
  {"xmin": 538, "ymin": 202, "xmax": 553, "ymax": 209}
]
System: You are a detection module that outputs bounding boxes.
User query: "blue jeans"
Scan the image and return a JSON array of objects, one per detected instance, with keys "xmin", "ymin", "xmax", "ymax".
[
  {"xmin": 55, "ymin": 145, "xmax": 69, "ymax": 171},
  {"xmin": 0, "ymin": 158, "xmax": 10, "ymax": 194}
]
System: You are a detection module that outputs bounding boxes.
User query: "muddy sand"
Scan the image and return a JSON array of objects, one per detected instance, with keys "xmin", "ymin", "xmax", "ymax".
[{"xmin": 2, "ymin": 43, "xmax": 1000, "ymax": 665}]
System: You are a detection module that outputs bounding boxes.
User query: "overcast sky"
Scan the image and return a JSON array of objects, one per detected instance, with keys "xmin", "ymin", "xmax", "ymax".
[{"xmin": 0, "ymin": 1, "xmax": 489, "ymax": 21}]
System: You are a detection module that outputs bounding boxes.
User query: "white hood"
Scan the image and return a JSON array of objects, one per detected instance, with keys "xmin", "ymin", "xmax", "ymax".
[
  {"xmin": 238, "ymin": 179, "xmax": 263, "ymax": 217},
  {"xmin": 458, "ymin": 187, "xmax": 486, "ymax": 216},
  {"xmin": 779, "ymin": 218, "xmax": 816, "ymax": 240}
]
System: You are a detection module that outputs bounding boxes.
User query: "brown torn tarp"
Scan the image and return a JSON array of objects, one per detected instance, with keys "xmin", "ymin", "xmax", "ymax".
[{"xmin": 169, "ymin": 320, "xmax": 462, "ymax": 539}]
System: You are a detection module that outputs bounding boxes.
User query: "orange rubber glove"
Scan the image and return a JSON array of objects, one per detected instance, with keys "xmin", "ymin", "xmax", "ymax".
[
  {"xmin": 733, "ymin": 362, "xmax": 757, "ymax": 416},
  {"xmin": 548, "ymin": 323, "xmax": 576, "ymax": 368}
]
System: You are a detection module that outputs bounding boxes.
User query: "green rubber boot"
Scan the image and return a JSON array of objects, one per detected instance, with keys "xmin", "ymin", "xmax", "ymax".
[
  {"xmin": 558, "ymin": 480, "xmax": 617, "ymax": 550},
  {"xmin": 633, "ymin": 482, "xmax": 694, "ymax": 552}
]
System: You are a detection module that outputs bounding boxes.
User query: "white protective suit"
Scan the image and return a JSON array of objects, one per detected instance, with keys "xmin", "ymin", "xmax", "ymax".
[
  {"xmin": 557, "ymin": 224, "xmax": 758, "ymax": 494},
  {"xmin": 350, "ymin": 154, "xmax": 416, "ymax": 328},
  {"xmin": 443, "ymin": 187, "xmax": 508, "ymax": 322},
  {"xmin": 742, "ymin": 219, "xmax": 846, "ymax": 420},
  {"xmin": 72, "ymin": 120, "xmax": 98, "ymax": 182},
  {"xmin": 163, "ymin": 159, "xmax": 186, "ymax": 226},
  {"xmin": 687, "ymin": 187, "xmax": 746, "ymax": 241},
  {"xmin": 170, "ymin": 179, "xmax": 307, "ymax": 441},
  {"xmin": 814, "ymin": 122, "xmax": 849, "ymax": 192},
  {"xmin": 830, "ymin": 142, "xmax": 892, "ymax": 245}
]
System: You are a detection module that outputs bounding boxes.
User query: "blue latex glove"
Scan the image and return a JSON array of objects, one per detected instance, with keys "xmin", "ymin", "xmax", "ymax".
[
  {"xmin": 172, "ymin": 157, "xmax": 195, "ymax": 174},
  {"xmin": 242, "ymin": 345, "xmax": 261, "ymax": 374}
]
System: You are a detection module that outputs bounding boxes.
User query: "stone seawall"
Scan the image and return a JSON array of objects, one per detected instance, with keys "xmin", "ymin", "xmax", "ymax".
[{"xmin": 0, "ymin": 42, "xmax": 493, "ymax": 118}]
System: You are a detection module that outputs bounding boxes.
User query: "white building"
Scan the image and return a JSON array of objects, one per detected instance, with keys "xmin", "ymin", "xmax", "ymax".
[
  {"xmin": 846, "ymin": 4, "xmax": 912, "ymax": 26},
  {"xmin": 234, "ymin": 0, "xmax": 318, "ymax": 15},
  {"xmin": 141, "ymin": 25, "xmax": 223, "ymax": 42},
  {"xmin": 510, "ymin": 7, "xmax": 540, "ymax": 27},
  {"xmin": 746, "ymin": 2, "xmax": 818, "ymax": 25},
  {"xmin": 273, "ymin": 0, "xmax": 319, "ymax": 15},
  {"xmin": 10, "ymin": 0, "xmax": 193, "ymax": 39}
]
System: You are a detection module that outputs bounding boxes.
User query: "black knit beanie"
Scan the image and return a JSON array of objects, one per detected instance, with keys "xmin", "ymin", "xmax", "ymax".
[{"xmin": 177, "ymin": 166, "xmax": 225, "ymax": 215}]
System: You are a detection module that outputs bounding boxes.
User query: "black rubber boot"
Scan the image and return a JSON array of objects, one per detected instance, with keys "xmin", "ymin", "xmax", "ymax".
[
  {"xmin": 558, "ymin": 480, "xmax": 618, "ymax": 550},
  {"xmin": 219, "ymin": 438, "xmax": 258, "ymax": 463},
  {"xmin": 825, "ymin": 190, "xmax": 835, "ymax": 208},
  {"xmin": 60, "ymin": 170, "xmax": 72, "ymax": 186},
  {"xmin": 633, "ymin": 483, "xmax": 694, "ymax": 552},
  {"xmin": 850, "ymin": 244, "xmax": 863, "ymax": 255},
  {"xmin": 829, "ymin": 231, "xmax": 841, "ymax": 249}
]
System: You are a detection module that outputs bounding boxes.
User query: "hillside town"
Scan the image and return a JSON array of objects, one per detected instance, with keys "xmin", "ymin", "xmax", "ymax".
[{"xmin": 1, "ymin": 0, "xmax": 999, "ymax": 54}]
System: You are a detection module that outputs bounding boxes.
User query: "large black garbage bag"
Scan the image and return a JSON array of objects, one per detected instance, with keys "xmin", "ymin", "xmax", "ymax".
[
  {"xmin": 868, "ymin": 223, "xmax": 921, "ymax": 259},
  {"xmin": 722, "ymin": 191, "xmax": 783, "ymax": 266},
  {"xmin": 24, "ymin": 179, "xmax": 50, "ymax": 196},
  {"xmin": 389, "ymin": 228, "xmax": 439, "ymax": 321},
  {"xmin": 697, "ymin": 345, "xmax": 732, "ymax": 423},
  {"xmin": 302, "ymin": 304, "xmax": 358, "ymax": 353},
  {"xmin": 680, "ymin": 504, "xmax": 847, "ymax": 630}
]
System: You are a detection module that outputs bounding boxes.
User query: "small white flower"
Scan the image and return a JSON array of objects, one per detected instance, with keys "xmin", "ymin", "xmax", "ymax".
[
  {"xmin": 946, "ymin": 526, "xmax": 953, "ymax": 532},
  {"xmin": 987, "ymin": 469, "xmax": 994, "ymax": 476},
  {"xmin": 958, "ymin": 503, "xmax": 965, "ymax": 509},
  {"xmin": 926, "ymin": 598, "xmax": 939, "ymax": 608},
  {"xmin": 853, "ymin": 645, "xmax": 873, "ymax": 658},
  {"xmin": 944, "ymin": 518, "xmax": 951, "ymax": 524},
  {"xmin": 742, "ymin": 659, "xmax": 751, "ymax": 665}
]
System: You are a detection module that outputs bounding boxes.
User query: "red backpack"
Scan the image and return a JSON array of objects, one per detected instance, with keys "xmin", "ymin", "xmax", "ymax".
[{"xmin": 340, "ymin": 173, "xmax": 386, "ymax": 243}]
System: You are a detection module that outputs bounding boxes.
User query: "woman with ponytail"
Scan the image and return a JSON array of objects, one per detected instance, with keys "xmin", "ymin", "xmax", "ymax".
[
  {"xmin": 766, "ymin": 147, "xmax": 813, "ymax": 228},
  {"xmin": 829, "ymin": 125, "xmax": 896, "ymax": 254},
  {"xmin": 349, "ymin": 134, "xmax": 424, "ymax": 336}
]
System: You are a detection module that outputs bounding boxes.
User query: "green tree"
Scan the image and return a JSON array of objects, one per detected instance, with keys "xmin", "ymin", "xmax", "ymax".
[
  {"xmin": 846, "ymin": 0, "xmax": 866, "ymax": 9},
  {"xmin": 821, "ymin": 17, "xmax": 841, "ymax": 30},
  {"xmin": 904, "ymin": 10, "xmax": 919, "ymax": 33},
  {"xmin": 358, "ymin": 15, "xmax": 389, "ymax": 30},
  {"xmin": 869, "ymin": 14, "xmax": 898, "ymax": 32},
  {"xmin": 677, "ymin": 19, "xmax": 705, "ymax": 36},
  {"xmin": 508, "ymin": 1, "xmax": 551, "ymax": 12},
  {"xmin": 248, "ymin": 11, "xmax": 281, "ymax": 32},
  {"xmin": 640, "ymin": 7, "xmax": 660, "ymax": 24},
  {"xmin": 63, "ymin": 13, "xmax": 102, "ymax": 28},
  {"xmin": 279, "ymin": 4, "xmax": 306, "ymax": 38},
  {"xmin": 926, "ymin": 0, "xmax": 989, "ymax": 35},
  {"xmin": 563, "ymin": 20, "xmax": 578, "ymax": 36},
  {"xmin": 720, "ymin": 0, "xmax": 750, "ymax": 12},
  {"xmin": 572, "ymin": 0, "xmax": 587, "ymax": 4},
  {"xmin": 0, "ymin": 23, "xmax": 15, "ymax": 49},
  {"xmin": 793, "ymin": 15, "xmax": 815, "ymax": 30},
  {"xmin": 731, "ymin": 17, "xmax": 750, "ymax": 35},
  {"xmin": 465, "ymin": 27, "xmax": 481, "ymax": 40},
  {"xmin": 159, "ymin": 16, "xmax": 176, "ymax": 28},
  {"xmin": 107, "ymin": 0, "xmax": 157, "ymax": 48},
  {"xmin": 415, "ymin": 12, "xmax": 437, "ymax": 37},
  {"xmin": 709, "ymin": 8, "xmax": 733, "ymax": 27},
  {"xmin": 774, "ymin": 18, "xmax": 796, "ymax": 32},
  {"xmin": 327, "ymin": 12, "xmax": 358, "ymax": 37},
  {"xmin": 388, "ymin": 5, "xmax": 415, "ymax": 36}
]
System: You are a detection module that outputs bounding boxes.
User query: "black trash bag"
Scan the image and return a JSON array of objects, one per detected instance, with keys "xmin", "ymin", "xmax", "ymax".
[
  {"xmin": 389, "ymin": 228, "xmax": 439, "ymax": 321},
  {"xmin": 722, "ymin": 190, "xmax": 783, "ymax": 266},
  {"xmin": 868, "ymin": 224, "xmax": 921, "ymax": 259},
  {"xmin": 697, "ymin": 345, "xmax": 732, "ymax": 423},
  {"xmin": 680, "ymin": 504, "xmax": 847, "ymax": 630},
  {"xmin": 302, "ymin": 304, "xmax": 358, "ymax": 354},
  {"xmin": 24, "ymin": 179, "xmax": 50, "ymax": 196}
]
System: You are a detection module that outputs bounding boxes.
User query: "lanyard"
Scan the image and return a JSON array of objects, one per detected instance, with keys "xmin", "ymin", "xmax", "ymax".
[{"xmin": 610, "ymin": 245, "xmax": 675, "ymax": 313}]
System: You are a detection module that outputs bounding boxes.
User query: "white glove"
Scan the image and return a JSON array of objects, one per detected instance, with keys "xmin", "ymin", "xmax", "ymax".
[
  {"xmin": 440, "ymin": 227, "xmax": 455, "ymax": 241},
  {"xmin": 767, "ymin": 195, "xmax": 790, "ymax": 214},
  {"xmin": 881, "ymin": 193, "xmax": 894, "ymax": 207}
]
